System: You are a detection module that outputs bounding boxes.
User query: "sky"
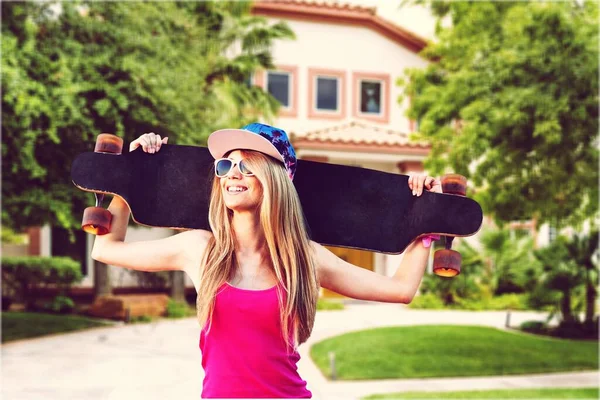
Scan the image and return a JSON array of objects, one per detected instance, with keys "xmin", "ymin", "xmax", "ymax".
[{"xmin": 319, "ymin": 0, "xmax": 439, "ymax": 40}]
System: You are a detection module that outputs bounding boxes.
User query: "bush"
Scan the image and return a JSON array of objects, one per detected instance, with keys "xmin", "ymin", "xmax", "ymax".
[
  {"xmin": 456, "ymin": 293, "xmax": 529, "ymax": 311},
  {"xmin": 317, "ymin": 298, "xmax": 345, "ymax": 311},
  {"xmin": 553, "ymin": 320, "xmax": 599, "ymax": 340},
  {"xmin": 166, "ymin": 299, "xmax": 195, "ymax": 318},
  {"xmin": 48, "ymin": 295, "xmax": 76, "ymax": 314},
  {"xmin": 129, "ymin": 315, "xmax": 154, "ymax": 323},
  {"xmin": 409, "ymin": 292, "xmax": 445, "ymax": 309},
  {"xmin": 410, "ymin": 293, "xmax": 530, "ymax": 311},
  {"xmin": 520, "ymin": 320, "xmax": 550, "ymax": 335},
  {"xmin": 2, "ymin": 256, "xmax": 83, "ymax": 309},
  {"xmin": 520, "ymin": 319, "xmax": 598, "ymax": 340},
  {"xmin": 31, "ymin": 295, "xmax": 75, "ymax": 314}
]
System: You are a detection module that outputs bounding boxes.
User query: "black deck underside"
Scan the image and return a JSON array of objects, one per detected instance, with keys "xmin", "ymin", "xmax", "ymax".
[{"xmin": 71, "ymin": 145, "xmax": 483, "ymax": 254}]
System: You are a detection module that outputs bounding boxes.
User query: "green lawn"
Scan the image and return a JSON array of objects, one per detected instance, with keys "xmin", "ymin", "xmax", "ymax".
[
  {"xmin": 2, "ymin": 311, "xmax": 116, "ymax": 343},
  {"xmin": 364, "ymin": 388, "xmax": 599, "ymax": 399},
  {"xmin": 310, "ymin": 325, "xmax": 599, "ymax": 380}
]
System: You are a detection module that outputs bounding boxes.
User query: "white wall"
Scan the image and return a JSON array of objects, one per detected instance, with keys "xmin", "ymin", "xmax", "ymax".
[{"xmin": 263, "ymin": 18, "xmax": 429, "ymax": 135}]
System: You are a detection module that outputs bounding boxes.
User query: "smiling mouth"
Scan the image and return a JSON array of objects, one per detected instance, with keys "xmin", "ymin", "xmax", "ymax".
[{"xmin": 227, "ymin": 186, "xmax": 248, "ymax": 193}]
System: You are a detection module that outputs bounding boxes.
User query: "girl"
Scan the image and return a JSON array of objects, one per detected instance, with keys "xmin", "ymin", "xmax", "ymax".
[{"xmin": 91, "ymin": 123, "xmax": 441, "ymax": 398}]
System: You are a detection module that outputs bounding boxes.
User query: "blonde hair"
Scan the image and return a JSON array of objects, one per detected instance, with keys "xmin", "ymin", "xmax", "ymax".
[{"xmin": 196, "ymin": 150, "xmax": 319, "ymax": 348}]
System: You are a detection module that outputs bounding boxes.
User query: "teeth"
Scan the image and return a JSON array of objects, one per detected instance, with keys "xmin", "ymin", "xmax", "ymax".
[{"xmin": 227, "ymin": 187, "xmax": 247, "ymax": 192}]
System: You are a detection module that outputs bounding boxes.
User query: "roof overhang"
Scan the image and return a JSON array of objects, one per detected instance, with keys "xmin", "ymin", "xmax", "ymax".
[{"xmin": 251, "ymin": 0, "xmax": 428, "ymax": 53}]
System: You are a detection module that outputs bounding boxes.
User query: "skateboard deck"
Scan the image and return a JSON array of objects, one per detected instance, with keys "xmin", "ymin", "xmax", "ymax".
[{"xmin": 71, "ymin": 144, "xmax": 483, "ymax": 254}]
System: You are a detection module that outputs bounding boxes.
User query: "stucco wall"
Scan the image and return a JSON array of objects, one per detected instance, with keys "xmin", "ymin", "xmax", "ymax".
[{"xmin": 260, "ymin": 18, "xmax": 429, "ymax": 135}]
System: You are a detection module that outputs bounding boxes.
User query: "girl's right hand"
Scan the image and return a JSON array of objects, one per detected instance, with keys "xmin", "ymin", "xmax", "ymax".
[{"xmin": 129, "ymin": 132, "xmax": 168, "ymax": 153}]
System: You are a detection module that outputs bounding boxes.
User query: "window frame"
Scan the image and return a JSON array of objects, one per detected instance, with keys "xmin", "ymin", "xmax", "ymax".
[
  {"xmin": 260, "ymin": 65, "xmax": 298, "ymax": 118},
  {"xmin": 353, "ymin": 72, "xmax": 390, "ymax": 124},
  {"xmin": 308, "ymin": 68, "xmax": 346, "ymax": 120}
]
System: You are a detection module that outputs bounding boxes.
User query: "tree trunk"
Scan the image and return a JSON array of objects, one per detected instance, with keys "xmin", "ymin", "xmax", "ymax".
[
  {"xmin": 94, "ymin": 259, "xmax": 112, "ymax": 299},
  {"xmin": 170, "ymin": 270, "xmax": 185, "ymax": 303},
  {"xmin": 560, "ymin": 289, "xmax": 575, "ymax": 323},
  {"xmin": 584, "ymin": 277, "xmax": 596, "ymax": 328}
]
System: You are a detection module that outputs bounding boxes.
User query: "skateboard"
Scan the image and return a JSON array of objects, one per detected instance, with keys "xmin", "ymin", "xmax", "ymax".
[{"xmin": 71, "ymin": 134, "xmax": 483, "ymax": 277}]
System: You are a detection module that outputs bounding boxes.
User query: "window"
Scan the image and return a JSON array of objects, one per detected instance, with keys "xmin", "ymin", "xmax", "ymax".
[
  {"xmin": 267, "ymin": 71, "xmax": 290, "ymax": 107},
  {"xmin": 549, "ymin": 225, "xmax": 557, "ymax": 243},
  {"xmin": 316, "ymin": 77, "xmax": 338, "ymax": 111},
  {"xmin": 353, "ymin": 72, "xmax": 390, "ymax": 123},
  {"xmin": 244, "ymin": 72, "xmax": 253, "ymax": 88},
  {"xmin": 259, "ymin": 66, "xmax": 297, "ymax": 117},
  {"xmin": 360, "ymin": 80, "xmax": 382, "ymax": 114},
  {"xmin": 308, "ymin": 68, "xmax": 346, "ymax": 120}
]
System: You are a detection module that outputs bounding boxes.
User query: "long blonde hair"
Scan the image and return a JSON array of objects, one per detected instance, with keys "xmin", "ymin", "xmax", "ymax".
[{"xmin": 196, "ymin": 150, "xmax": 319, "ymax": 348}]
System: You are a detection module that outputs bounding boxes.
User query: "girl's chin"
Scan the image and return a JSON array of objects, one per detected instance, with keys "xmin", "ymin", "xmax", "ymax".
[{"xmin": 224, "ymin": 202, "xmax": 260, "ymax": 212}]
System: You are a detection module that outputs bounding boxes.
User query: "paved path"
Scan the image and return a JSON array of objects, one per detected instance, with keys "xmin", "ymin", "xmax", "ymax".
[{"xmin": 2, "ymin": 304, "xmax": 598, "ymax": 400}]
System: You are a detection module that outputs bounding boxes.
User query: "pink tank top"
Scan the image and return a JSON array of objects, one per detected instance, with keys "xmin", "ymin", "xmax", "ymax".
[{"xmin": 199, "ymin": 282, "xmax": 312, "ymax": 398}]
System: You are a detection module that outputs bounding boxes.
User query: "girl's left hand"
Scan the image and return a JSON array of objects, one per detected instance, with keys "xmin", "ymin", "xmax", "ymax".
[{"xmin": 408, "ymin": 174, "xmax": 442, "ymax": 196}]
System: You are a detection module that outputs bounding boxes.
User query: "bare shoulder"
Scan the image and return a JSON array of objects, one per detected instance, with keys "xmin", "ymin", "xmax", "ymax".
[
  {"xmin": 174, "ymin": 229, "xmax": 212, "ymax": 245},
  {"xmin": 310, "ymin": 240, "xmax": 329, "ymax": 276},
  {"xmin": 175, "ymin": 229, "xmax": 212, "ymax": 261},
  {"xmin": 175, "ymin": 229, "xmax": 213, "ymax": 292}
]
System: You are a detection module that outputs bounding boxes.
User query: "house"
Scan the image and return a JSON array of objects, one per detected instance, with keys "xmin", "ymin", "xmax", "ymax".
[
  {"xmin": 8, "ymin": 0, "xmax": 431, "ymax": 298},
  {"xmin": 249, "ymin": 0, "xmax": 431, "ymax": 296},
  {"xmin": 13, "ymin": 1, "xmax": 552, "ymax": 298}
]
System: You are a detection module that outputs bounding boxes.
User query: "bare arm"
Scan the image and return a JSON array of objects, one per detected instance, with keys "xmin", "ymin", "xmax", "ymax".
[
  {"xmin": 91, "ymin": 196, "xmax": 211, "ymax": 272},
  {"xmin": 91, "ymin": 132, "xmax": 212, "ymax": 274},
  {"xmin": 314, "ymin": 240, "xmax": 430, "ymax": 303},
  {"xmin": 314, "ymin": 174, "xmax": 441, "ymax": 304}
]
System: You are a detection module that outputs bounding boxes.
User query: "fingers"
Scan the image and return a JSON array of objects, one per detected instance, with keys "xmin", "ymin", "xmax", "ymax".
[
  {"xmin": 129, "ymin": 133, "xmax": 168, "ymax": 153},
  {"xmin": 408, "ymin": 174, "xmax": 438, "ymax": 196}
]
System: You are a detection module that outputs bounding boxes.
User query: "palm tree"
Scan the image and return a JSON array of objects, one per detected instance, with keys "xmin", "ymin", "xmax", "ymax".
[
  {"xmin": 564, "ymin": 230, "xmax": 599, "ymax": 330},
  {"xmin": 534, "ymin": 237, "xmax": 584, "ymax": 324}
]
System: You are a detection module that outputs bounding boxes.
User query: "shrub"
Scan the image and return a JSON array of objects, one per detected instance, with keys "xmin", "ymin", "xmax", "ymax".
[
  {"xmin": 409, "ymin": 292, "xmax": 445, "ymax": 309},
  {"xmin": 2, "ymin": 256, "xmax": 83, "ymax": 309},
  {"xmin": 457, "ymin": 293, "xmax": 529, "ymax": 311},
  {"xmin": 317, "ymin": 298, "xmax": 345, "ymax": 311},
  {"xmin": 31, "ymin": 295, "xmax": 75, "ymax": 314},
  {"xmin": 411, "ymin": 293, "xmax": 529, "ymax": 311},
  {"xmin": 520, "ymin": 320, "xmax": 550, "ymax": 335},
  {"xmin": 129, "ymin": 315, "xmax": 153, "ymax": 323},
  {"xmin": 166, "ymin": 299, "xmax": 195, "ymax": 318}
]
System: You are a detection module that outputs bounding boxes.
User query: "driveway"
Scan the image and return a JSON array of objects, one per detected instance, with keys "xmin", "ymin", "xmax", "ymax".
[{"xmin": 2, "ymin": 304, "xmax": 597, "ymax": 400}]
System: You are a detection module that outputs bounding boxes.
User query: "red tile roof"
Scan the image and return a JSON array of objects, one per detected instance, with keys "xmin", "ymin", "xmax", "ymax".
[
  {"xmin": 292, "ymin": 121, "xmax": 430, "ymax": 153},
  {"xmin": 252, "ymin": 0, "xmax": 428, "ymax": 53}
]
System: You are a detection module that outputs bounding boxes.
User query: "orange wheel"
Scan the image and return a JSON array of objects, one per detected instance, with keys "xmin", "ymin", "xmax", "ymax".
[
  {"xmin": 94, "ymin": 133, "xmax": 123, "ymax": 154},
  {"xmin": 433, "ymin": 249, "xmax": 461, "ymax": 277},
  {"xmin": 441, "ymin": 174, "xmax": 467, "ymax": 196},
  {"xmin": 82, "ymin": 207, "xmax": 112, "ymax": 235}
]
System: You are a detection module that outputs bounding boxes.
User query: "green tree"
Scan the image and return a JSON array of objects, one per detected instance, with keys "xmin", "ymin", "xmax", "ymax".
[
  {"xmin": 2, "ymin": 1, "xmax": 293, "ymax": 232},
  {"xmin": 402, "ymin": 1, "xmax": 598, "ymax": 227},
  {"xmin": 2, "ymin": 1, "xmax": 293, "ymax": 300}
]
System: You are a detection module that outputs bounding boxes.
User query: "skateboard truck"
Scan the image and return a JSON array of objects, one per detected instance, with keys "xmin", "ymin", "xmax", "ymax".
[
  {"xmin": 81, "ymin": 134, "xmax": 123, "ymax": 235},
  {"xmin": 432, "ymin": 174, "xmax": 466, "ymax": 278}
]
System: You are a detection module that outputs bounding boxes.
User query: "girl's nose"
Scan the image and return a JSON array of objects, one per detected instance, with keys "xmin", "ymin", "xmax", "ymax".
[{"xmin": 226, "ymin": 163, "xmax": 243, "ymax": 178}]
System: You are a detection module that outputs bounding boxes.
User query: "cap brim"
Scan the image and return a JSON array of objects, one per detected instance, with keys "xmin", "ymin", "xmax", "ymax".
[{"xmin": 207, "ymin": 129, "xmax": 285, "ymax": 163}]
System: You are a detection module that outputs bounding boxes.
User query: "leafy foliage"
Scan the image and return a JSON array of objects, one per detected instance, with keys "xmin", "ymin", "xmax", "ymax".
[
  {"xmin": 2, "ymin": 256, "xmax": 83, "ymax": 309},
  {"xmin": 2, "ymin": 1, "xmax": 293, "ymax": 230},
  {"xmin": 533, "ymin": 230, "xmax": 598, "ymax": 329},
  {"xmin": 402, "ymin": 1, "xmax": 598, "ymax": 227}
]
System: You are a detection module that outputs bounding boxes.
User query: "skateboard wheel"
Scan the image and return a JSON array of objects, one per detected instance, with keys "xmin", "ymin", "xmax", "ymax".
[
  {"xmin": 433, "ymin": 249, "xmax": 461, "ymax": 277},
  {"xmin": 441, "ymin": 174, "xmax": 467, "ymax": 196},
  {"xmin": 82, "ymin": 207, "xmax": 112, "ymax": 235},
  {"xmin": 94, "ymin": 133, "xmax": 123, "ymax": 154}
]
